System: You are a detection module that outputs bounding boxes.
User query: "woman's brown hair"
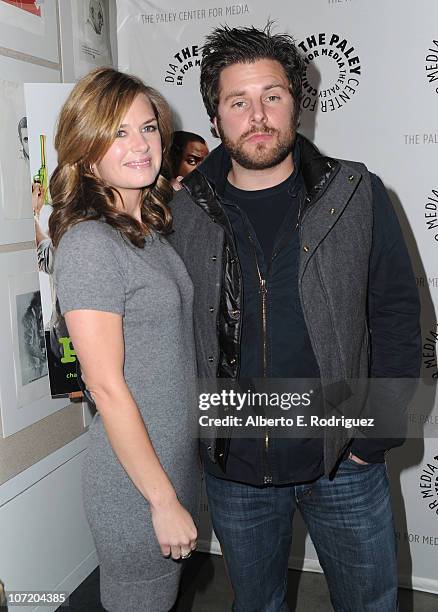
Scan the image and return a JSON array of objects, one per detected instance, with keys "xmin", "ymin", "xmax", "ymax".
[{"xmin": 49, "ymin": 67, "xmax": 173, "ymax": 248}]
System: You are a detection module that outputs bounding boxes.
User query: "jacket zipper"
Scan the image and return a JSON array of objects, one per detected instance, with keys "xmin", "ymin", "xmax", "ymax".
[
  {"xmin": 246, "ymin": 232, "xmax": 272, "ymax": 484},
  {"xmin": 242, "ymin": 187, "xmax": 306, "ymax": 485},
  {"xmin": 258, "ymin": 273, "xmax": 271, "ymax": 483}
]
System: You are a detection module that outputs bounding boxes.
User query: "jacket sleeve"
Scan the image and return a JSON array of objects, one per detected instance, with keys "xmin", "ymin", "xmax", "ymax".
[{"xmin": 350, "ymin": 174, "xmax": 421, "ymax": 463}]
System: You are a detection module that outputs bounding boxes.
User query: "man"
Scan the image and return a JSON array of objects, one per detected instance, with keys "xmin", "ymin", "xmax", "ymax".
[
  {"xmin": 18, "ymin": 116, "xmax": 29, "ymax": 161},
  {"xmin": 168, "ymin": 24, "xmax": 421, "ymax": 612},
  {"xmin": 169, "ymin": 130, "xmax": 209, "ymax": 182}
]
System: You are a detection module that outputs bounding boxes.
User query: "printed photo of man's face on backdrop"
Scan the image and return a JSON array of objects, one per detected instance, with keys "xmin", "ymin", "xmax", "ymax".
[
  {"xmin": 18, "ymin": 115, "xmax": 29, "ymax": 161},
  {"xmin": 0, "ymin": 80, "xmax": 32, "ymax": 221}
]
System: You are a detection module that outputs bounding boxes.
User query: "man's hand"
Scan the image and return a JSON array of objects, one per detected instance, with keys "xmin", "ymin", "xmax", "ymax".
[{"xmin": 348, "ymin": 452, "xmax": 369, "ymax": 465}]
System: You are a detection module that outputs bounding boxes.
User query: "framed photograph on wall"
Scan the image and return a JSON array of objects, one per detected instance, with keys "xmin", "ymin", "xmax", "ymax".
[
  {"xmin": 0, "ymin": 248, "xmax": 68, "ymax": 438},
  {"xmin": 70, "ymin": 0, "xmax": 112, "ymax": 78},
  {"xmin": 0, "ymin": 0, "xmax": 58, "ymax": 62},
  {"xmin": 1, "ymin": 1, "xmax": 41, "ymax": 16}
]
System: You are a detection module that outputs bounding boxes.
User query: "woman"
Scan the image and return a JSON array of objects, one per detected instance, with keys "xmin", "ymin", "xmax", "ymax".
[{"xmin": 50, "ymin": 68, "xmax": 200, "ymax": 612}]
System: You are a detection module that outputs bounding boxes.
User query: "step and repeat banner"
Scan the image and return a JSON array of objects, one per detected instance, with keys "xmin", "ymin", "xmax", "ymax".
[{"xmin": 116, "ymin": 0, "xmax": 438, "ymax": 593}]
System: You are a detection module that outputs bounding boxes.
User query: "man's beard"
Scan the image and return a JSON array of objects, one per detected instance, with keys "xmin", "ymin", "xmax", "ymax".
[{"xmin": 216, "ymin": 117, "xmax": 295, "ymax": 170}]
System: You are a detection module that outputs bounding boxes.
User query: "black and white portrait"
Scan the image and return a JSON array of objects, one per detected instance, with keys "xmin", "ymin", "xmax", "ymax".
[
  {"xmin": 87, "ymin": 0, "xmax": 104, "ymax": 35},
  {"xmin": 0, "ymin": 79, "xmax": 32, "ymax": 224},
  {"xmin": 16, "ymin": 290, "xmax": 48, "ymax": 386},
  {"xmin": 18, "ymin": 115, "xmax": 29, "ymax": 161},
  {"xmin": 0, "ymin": 249, "xmax": 68, "ymax": 437}
]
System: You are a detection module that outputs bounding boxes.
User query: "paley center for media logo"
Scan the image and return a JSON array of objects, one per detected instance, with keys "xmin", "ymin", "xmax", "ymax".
[
  {"xmin": 298, "ymin": 32, "xmax": 362, "ymax": 113},
  {"xmin": 424, "ymin": 188, "xmax": 438, "ymax": 244},
  {"xmin": 420, "ymin": 455, "xmax": 438, "ymax": 517},
  {"xmin": 425, "ymin": 40, "xmax": 438, "ymax": 95},
  {"xmin": 422, "ymin": 323, "xmax": 438, "ymax": 379},
  {"xmin": 163, "ymin": 44, "xmax": 201, "ymax": 86}
]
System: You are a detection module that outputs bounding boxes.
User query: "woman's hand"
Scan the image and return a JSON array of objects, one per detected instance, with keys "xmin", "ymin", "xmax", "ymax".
[{"xmin": 151, "ymin": 494, "xmax": 197, "ymax": 560}]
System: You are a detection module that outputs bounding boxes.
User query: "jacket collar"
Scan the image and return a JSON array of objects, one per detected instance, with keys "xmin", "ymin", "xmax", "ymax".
[
  {"xmin": 298, "ymin": 135, "xmax": 340, "ymax": 202},
  {"xmin": 183, "ymin": 133, "xmax": 339, "ymax": 202}
]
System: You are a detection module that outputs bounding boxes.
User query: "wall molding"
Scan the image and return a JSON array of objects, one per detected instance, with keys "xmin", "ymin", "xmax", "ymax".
[
  {"xmin": 0, "ymin": 242, "xmax": 36, "ymax": 253},
  {"xmin": 0, "ymin": 45, "xmax": 60, "ymax": 70}
]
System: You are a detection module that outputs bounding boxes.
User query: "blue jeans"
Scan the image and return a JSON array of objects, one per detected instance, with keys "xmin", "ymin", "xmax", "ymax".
[{"xmin": 205, "ymin": 459, "xmax": 398, "ymax": 612}]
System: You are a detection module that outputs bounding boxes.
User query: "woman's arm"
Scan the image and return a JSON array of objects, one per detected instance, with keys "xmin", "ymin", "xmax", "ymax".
[{"xmin": 65, "ymin": 308, "xmax": 197, "ymax": 560}]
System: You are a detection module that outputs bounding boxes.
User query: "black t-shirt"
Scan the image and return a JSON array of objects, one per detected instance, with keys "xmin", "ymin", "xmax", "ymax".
[{"xmin": 224, "ymin": 173, "xmax": 295, "ymax": 263}]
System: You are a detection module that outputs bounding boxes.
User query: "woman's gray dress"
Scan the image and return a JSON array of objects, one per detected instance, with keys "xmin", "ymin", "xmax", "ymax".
[{"xmin": 55, "ymin": 220, "xmax": 200, "ymax": 612}]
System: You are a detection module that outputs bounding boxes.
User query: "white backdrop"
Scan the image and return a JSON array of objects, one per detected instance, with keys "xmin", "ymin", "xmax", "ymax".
[{"xmin": 117, "ymin": 0, "xmax": 438, "ymax": 594}]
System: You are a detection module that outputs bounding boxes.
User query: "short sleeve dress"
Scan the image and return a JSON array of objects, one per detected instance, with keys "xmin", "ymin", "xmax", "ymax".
[{"xmin": 54, "ymin": 220, "xmax": 201, "ymax": 612}]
